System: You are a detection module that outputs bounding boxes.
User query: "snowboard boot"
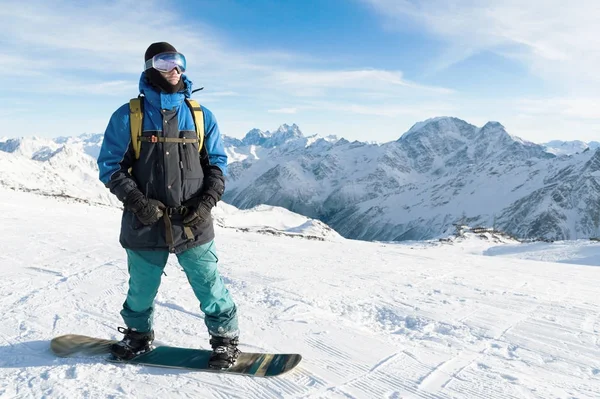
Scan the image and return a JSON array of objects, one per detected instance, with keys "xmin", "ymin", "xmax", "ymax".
[
  {"xmin": 110, "ymin": 327, "xmax": 155, "ymax": 360},
  {"xmin": 208, "ymin": 336, "xmax": 241, "ymax": 369}
]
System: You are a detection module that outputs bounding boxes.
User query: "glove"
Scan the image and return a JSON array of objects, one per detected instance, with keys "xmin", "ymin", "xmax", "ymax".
[
  {"xmin": 135, "ymin": 199, "xmax": 165, "ymax": 225},
  {"xmin": 125, "ymin": 189, "xmax": 164, "ymax": 226},
  {"xmin": 182, "ymin": 166, "xmax": 225, "ymax": 227},
  {"xmin": 203, "ymin": 166, "xmax": 225, "ymax": 204},
  {"xmin": 182, "ymin": 195, "xmax": 213, "ymax": 227}
]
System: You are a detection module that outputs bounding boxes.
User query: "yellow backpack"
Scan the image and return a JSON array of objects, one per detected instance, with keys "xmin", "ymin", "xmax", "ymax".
[{"xmin": 128, "ymin": 97, "xmax": 205, "ymax": 159}]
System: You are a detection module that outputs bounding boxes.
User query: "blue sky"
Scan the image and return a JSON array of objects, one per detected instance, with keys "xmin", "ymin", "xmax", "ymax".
[{"xmin": 1, "ymin": 0, "xmax": 598, "ymax": 143}]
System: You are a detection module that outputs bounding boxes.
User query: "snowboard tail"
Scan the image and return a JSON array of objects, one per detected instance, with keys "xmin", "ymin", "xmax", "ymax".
[
  {"xmin": 50, "ymin": 334, "xmax": 116, "ymax": 357},
  {"xmin": 50, "ymin": 334, "xmax": 301, "ymax": 377}
]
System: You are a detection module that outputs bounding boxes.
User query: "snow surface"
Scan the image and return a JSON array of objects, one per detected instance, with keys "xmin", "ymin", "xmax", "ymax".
[
  {"xmin": 213, "ymin": 202, "xmax": 343, "ymax": 241},
  {"xmin": 484, "ymin": 240, "xmax": 600, "ymax": 266},
  {"xmin": 1, "ymin": 188, "xmax": 599, "ymax": 398}
]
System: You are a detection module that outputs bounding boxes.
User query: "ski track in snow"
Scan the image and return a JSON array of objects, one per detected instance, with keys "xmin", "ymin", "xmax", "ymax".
[{"xmin": 0, "ymin": 188, "xmax": 599, "ymax": 398}]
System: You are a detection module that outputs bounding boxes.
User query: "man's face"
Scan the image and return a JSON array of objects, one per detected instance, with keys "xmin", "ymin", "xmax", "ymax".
[{"xmin": 160, "ymin": 68, "xmax": 181, "ymax": 85}]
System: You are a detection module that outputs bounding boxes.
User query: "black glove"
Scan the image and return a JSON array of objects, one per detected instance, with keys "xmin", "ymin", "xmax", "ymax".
[
  {"xmin": 125, "ymin": 189, "xmax": 164, "ymax": 226},
  {"xmin": 203, "ymin": 166, "xmax": 225, "ymax": 204},
  {"xmin": 182, "ymin": 194, "xmax": 213, "ymax": 227},
  {"xmin": 182, "ymin": 166, "xmax": 225, "ymax": 227}
]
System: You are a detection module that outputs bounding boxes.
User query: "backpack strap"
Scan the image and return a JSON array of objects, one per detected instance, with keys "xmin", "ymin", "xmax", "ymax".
[
  {"xmin": 185, "ymin": 98, "xmax": 205, "ymax": 152},
  {"xmin": 129, "ymin": 97, "xmax": 205, "ymax": 161},
  {"xmin": 129, "ymin": 98, "xmax": 143, "ymax": 160},
  {"xmin": 139, "ymin": 136, "xmax": 198, "ymax": 144}
]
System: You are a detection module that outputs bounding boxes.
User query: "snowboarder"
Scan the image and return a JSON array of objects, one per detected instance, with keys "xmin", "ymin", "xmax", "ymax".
[{"xmin": 97, "ymin": 42, "xmax": 239, "ymax": 369}]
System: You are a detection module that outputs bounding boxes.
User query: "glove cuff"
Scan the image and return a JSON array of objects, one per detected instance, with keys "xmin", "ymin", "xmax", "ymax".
[
  {"xmin": 203, "ymin": 166, "xmax": 225, "ymax": 203},
  {"xmin": 201, "ymin": 193, "xmax": 217, "ymax": 209},
  {"xmin": 124, "ymin": 189, "xmax": 148, "ymax": 214}
]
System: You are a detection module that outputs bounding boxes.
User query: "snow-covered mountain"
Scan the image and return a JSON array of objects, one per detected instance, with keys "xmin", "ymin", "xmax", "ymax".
[
  {"xmin": 223, "ymin": 123, "xmax": 338, "ymax": 163},
  {"xmin": 0, "ymin": 133, "xmax": 340, "ymax": 241},
  {"xmin": 0, "ymin": 134, "xmax": 118, "ymax": 206},
  {"xmin": 2, "ymin": 117, "xmax": 599, "ymax": 242},
  {"xmin": 223, "ymin": 117, "xmax": 600, "ymax": 242},
  {"xmin": 543, "ymin": 139, "xmax": 600, "ymax": 156}
]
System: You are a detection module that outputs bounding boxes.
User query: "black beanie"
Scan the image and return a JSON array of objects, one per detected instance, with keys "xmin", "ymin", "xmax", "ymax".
[
  {"xmin": 144, "ymin": 42, "xmax": 184, "ymax": 94},
  {"xmin": 145, "ymin": 42, "xmax": 178, "ymax": 62}
]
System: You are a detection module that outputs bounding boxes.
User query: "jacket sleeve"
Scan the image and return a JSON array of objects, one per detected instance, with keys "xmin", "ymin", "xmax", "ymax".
[
  {"xmin": 197, "ymin": 106, "xmax": 227, "ymax": 204},
  {"xmin": 97, "ymin": 104, "xmax": 140, "ymax": 203},
  {"xmin": 201, "ymin": 106, "xmax": 228, "ymax": 176}
]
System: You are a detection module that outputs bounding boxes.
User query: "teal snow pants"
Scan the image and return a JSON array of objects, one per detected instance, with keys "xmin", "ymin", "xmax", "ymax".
[{"xmin": 120, "ymin": 240, "xmax": 239, "ymax": 338}]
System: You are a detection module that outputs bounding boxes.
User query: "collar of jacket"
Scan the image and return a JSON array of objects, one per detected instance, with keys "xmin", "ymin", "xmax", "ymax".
[{"xmin": 138, "ymin": 72, "xmax": 193, "ymax": 111}]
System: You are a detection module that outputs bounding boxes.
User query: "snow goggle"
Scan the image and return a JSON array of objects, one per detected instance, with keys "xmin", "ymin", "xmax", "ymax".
[{"xmin": 144, "ymin": 52, "xmax": 186, "ymax": 73}]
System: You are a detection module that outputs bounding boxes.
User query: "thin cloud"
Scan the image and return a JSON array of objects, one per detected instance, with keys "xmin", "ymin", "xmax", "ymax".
[
  {"xmin": 197, "ymin": 91, "xmax": 241, "ymax": 102},
  {"xmin": 324, "ymin": 102, "xmax": 456, "ymax": 118},
  {"xmin": 206, "ymin": 91, "xmax": 240, "ymax": 97},
  {"xmin": 273, "ymin": 69, "xmax": 454, "ymax": 94},
  {"xmin": 268, "ymin": 108, "xmax": 298, "ymax": 114},
  {"xmin": 1, "ymin": 0, "xmax": 454, "ymax": 97},
  {"xmin": 1, "ymin": 0, "xmax": 463, "ymax": 139},
  {"xmin": 15, "ymin": 75, "xmax": 137, "ymax": 97},
  {"xmin": 0, "ymin": 0, "xmax": 235, "ymax": 75},
  {"xmin": 518, "ymin": 98, "xmax": 600, "ymax": 120},
  {"xmin": 362, "ymin": 0, "xmax": 600, "ymax": 89}
]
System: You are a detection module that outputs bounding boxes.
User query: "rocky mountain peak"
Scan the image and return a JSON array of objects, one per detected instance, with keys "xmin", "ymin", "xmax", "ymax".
[
  {"xmin": 480, "ymin": 121, "xmax": 505, "ymax": 131},
  {"xmin": 274, "ymin": 123, "xmax": 302, "ymax": 136},
  {"xmin": 241, "ymin": 128, "xmax": 268, "ymax": 146},
  {"xmin": 400, "ymin": 117, "xmax": 478, "ymax": 141}
]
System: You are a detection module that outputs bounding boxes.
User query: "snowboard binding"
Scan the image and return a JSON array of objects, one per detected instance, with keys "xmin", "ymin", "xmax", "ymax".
[
  {"xmin": 110, "ymin": 327, "xmax": 155, "ymax": 360},
  {"xmin": 208, "ymin": 336, "xmax": 241, "ymax": 369}
]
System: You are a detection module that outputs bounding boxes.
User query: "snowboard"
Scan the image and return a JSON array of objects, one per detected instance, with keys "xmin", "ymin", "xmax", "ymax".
[{"xmin": 50, "ymin": 334, "xmax": 302, "ymax": 377}]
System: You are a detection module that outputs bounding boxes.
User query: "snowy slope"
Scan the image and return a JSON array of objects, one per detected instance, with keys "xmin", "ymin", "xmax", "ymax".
[
  {"xmin": 0, "ymin": 134, "xmax": 118, "ymax": 207},
  {"xmin": 213, "ymin": 202, "xmax": 343, "ymax": 241},
  {"xmin": 0, "ymin": 189, "xmax": 599, "ymax": 398},
  {"xmin": 485, "ymin": 239, "xmax": 600, "ymax": 266},
  {"xmin": 0, "ymin": 150, "xmax": 118, "ymax": 206}
]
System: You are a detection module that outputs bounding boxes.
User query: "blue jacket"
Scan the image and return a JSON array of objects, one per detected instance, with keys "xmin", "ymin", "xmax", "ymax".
[{"xmin": 97, "ymin": 73, "xmax": 227, "ymax": 253}]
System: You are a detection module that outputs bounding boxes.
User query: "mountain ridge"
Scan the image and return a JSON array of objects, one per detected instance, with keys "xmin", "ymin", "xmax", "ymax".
[
  {"xmin": 222, "ymin": 117, "xmax": 600, "ymax": 241},
  {"xmin": 2, "ymin": 116, "xmax": 599, "ymax": 242}
]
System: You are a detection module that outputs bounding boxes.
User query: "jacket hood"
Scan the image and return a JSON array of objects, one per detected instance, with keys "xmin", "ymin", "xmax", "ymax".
[{"xmin": 138, "ymin": 72, "xmax": 193, "ymax": 110}]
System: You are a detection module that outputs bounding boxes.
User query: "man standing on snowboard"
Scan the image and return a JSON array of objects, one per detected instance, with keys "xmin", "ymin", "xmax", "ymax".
[{"xmin": 97, "ymin": 42, "xmax": 239, "ymax": 369}]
